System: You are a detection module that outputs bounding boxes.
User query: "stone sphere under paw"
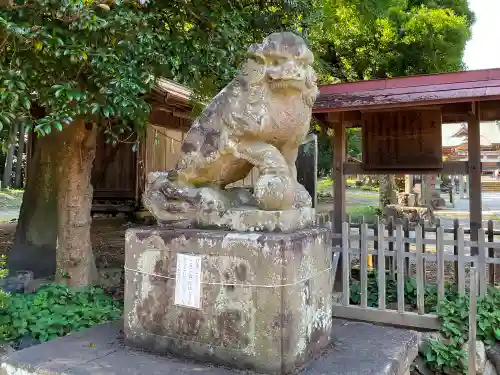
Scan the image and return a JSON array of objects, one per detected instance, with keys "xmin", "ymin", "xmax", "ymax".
[{"xmin": 254, "ymin": 174, "xmax": 295, "ymax": 210}]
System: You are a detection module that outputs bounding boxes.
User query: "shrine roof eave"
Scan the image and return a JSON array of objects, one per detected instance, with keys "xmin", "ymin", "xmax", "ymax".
[{"xmin": 313, "ymin": 68, "xmax": 500, "ymax": 113}]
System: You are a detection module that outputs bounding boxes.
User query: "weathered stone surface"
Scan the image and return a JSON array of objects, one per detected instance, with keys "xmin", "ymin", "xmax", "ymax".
[
  {"xmin": 412, "ymin": 355, "xmax": 434, "ymax": 375},
  {"xmin": 382, "ymin": 204, "xmax": 435, "ymax": 227},
  {"xmin": 143, "ymin": 32, "xmax": 319, "ymax": 227},
  {"xmin": 0, "ymin": 270, "xmax": 34, "ymax": 293},
  {"xmin": 407, "ymin": 194, "xmax": 417, "ymax": 207},
  {"xmin": 97, "ymin": 268, "xmax": 124, "ymax": 290},
  {"xmin": 397, "ymin": 193, "xmax": 419, "ymax": 208},
  {"xmin": 485, "ymin": 360, "xmax": 499, "ymax": 375},
  {"xmin": 0, "ymin": 343, "xmax": 14, "ymax": 357},
  {"xmin": 15, "ymin": 336, "xmax": 41, "ymax": 351},
  {"xmin": 0, "ymin": 323, "xmax": 120, "ymax": 374},
  {"xmin": 487, "ymin": 344, "xmax": 500, "ymax": 374},
  {"xmin": 196, "ymin": 207, "xmax": 315, "ymax": 232},
  {"xmin": 302, "ymin": 321, "xmax": 419, "ymax": 375},
  {"xmin": 464, "ymin": 340, "xmax": 486, "ymax": 375},
  {"xmin": 124, "ymin": 226, "xmax": 332, "ymax": 374},
  {"xmin": 24, "ymin": 278, "xmax": 52, "ymax": 294},
  {"xmin": 418, "ymin": 332, "xmax": 448, "ymax": 355},
  {"xmin": 432, "ymin": 197, "xmax": 446, "ymax": 208},
  {"xmin": 0, "ymin": 321, "xmax": 418, "ymax": 375}
]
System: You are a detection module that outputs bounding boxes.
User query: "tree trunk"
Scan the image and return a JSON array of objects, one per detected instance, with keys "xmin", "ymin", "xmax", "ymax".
[
  {"xmin": 9, "ymin": 120, "xmax": 97, "ymax": 286},
  {"xmin": 55, "ymin": 120, "xmax": 97, "ymax": 287},
  {"xmin": 3, "ymin": 123, "xmax": 17, "ymax": 189},
  {"xmin": 9, "ymin": 131, "xmax": 60, "ymax": 278},
  {"xmin": 15, "ymin": 125, "xmax": 25, "ymax": 188}
]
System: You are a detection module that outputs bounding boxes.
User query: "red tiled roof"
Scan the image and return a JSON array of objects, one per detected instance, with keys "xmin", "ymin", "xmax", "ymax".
[{"xmin": 313, "ymin": 68, "xmax": 500, "ymax": 113}]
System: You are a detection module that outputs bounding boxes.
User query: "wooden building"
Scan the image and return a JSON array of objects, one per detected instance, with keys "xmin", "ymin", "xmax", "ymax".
[
  {"xmin": 90, "ymin": 79, "xmax": 194, "ymax": 213},
  {"xmin": 313, "ymin": 68, "xmax": 500, "ymax": 253},
  {"xmin": 442, "ymin": 121, "xmax": 500, "ymax": 175}
]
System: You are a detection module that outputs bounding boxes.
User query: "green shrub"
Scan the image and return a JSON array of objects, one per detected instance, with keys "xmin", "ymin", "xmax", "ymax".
[
  {"xmin": 349, "ymin": 271, "xmax": 500, "ymax": 374},
  {"xmin": 0, "ymin": 256, "xmax": 9, "ymax": 309},
  {"xmin": 359, "ymin": 184, "xmax": 379, "ymax": 192},
  {"xmin": 349, "ymin": 270, "xmax": 457, "ymax": 312},
  {"xmin": 425, "ymin": 336, "xmax": 467, "ymax": 374},
  {"xmin": 0, "ymin": 284, "xmax": 122, "ymax": 345},
  {"xmin": 0, "ymin": 255, "xmax": 9, "ymax": 340},
  {"xmin": 425, "ymin": 286, "xmax": 500, "ymax": 374},
  {"xmin": 347, "ymin": 205, "xmax": 381, "ymax": 224}
]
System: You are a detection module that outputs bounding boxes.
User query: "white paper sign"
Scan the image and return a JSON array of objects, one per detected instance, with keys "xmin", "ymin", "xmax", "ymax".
[{"xmin": 174, "ymin": 253, "xmax": 202, "ymax": 309}]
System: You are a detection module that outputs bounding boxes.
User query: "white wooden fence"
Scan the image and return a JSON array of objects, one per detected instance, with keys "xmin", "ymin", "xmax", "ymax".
[
  {"xmin": 469, "ymin": 266, "xmax": 478, "ymax": 375},
  {"xmin": 328, "ymin": 221, "xmax": 498, "ymax": 331}
]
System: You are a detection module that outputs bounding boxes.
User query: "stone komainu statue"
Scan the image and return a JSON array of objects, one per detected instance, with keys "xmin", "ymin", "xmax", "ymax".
[{"xmin": 144, "ymin": 32, "xmax": 319, "ymax": 226}]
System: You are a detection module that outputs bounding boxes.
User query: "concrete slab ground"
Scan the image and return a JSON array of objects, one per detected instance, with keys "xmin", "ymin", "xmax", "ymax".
[{"xmin": 0, "ymin": 320, "xmax": 418, "ymax": 375}]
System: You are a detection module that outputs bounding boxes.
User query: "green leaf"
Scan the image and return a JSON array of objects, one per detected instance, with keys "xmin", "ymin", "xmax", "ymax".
[
  {"xmin": 494, "ymin": 328, "xmax": 500, "ymax": 340},
  {"xmin": 90, "ymin": 103, "xmax": 100, "ymax": 115},
  {"xmin": 0, "ymin": 115, "xmax": 10, "ymax": 127},
  {"xmin": 102, "ymin": 107, "xmax": 112, "ymax": 117}
]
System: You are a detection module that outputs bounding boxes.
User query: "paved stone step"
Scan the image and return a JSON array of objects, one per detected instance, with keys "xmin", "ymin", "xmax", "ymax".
[
  {"xmin": 0, "ymin": 320, "xmax": 418, "ymax": 375},
  {"xmin": 481, "ymin": 181, "xmax": 500, "ymax": 192}
]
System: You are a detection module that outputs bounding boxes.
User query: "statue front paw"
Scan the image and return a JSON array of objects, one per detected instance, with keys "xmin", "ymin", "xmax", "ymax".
[
  {"xmin": 293, "ymin": 183, "xmax": 312, "ymax": 208},
  {"xmin": 254, "ymin": 174, "xmax": 295, "ymax": 210},
  {"xmin": 142, "ymin": 189, "xmax": 196, "ymax": 226}
]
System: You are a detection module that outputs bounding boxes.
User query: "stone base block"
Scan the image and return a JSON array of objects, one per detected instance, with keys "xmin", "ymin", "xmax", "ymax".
[
  {"xmin": 124, "ymin": 226, "xmax": 333, "ymax": 374},
  {"xmin": 0, "ymin": 321, "xmax": 420, "ymax": 375},
  {"xmin": 195, "ymin": 207, "xmax": 316, "ymax": 232}
]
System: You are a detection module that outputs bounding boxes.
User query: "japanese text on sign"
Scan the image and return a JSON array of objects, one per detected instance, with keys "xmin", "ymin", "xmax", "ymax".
[{"xmin": 174, "ymin": 254, "xmax": 202, "ymax": 309}]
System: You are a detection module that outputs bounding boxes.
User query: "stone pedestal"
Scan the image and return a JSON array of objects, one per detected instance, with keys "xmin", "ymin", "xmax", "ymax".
[
  {"xmin": 124, "ymin": 213, "xmax": 332, "ymax": 374},
  {"xmin": 196, "ymin": 207, "xmax": 316, "ymax": 232}
]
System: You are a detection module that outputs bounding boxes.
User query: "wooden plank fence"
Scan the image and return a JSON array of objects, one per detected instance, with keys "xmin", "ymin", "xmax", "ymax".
[
  {"xmin": 469, "ymin": 267, "xmax": 478, "ymax": 375},
  {"xmin": 316, "ymin": 212, "xmax": 500, "ymax": 284},
  {"xmin": 315, "ymin": 213, "xmax": 484, "ymax": 366},
  {"xmin": 314, "ymin": 214, "xmax": 497, "ymax": 332}
]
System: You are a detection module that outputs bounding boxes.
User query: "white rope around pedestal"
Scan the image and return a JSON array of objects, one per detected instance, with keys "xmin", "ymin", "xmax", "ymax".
[{"xmin": 123, "ymin": 266, "xmax": 332, "ymax": 288}]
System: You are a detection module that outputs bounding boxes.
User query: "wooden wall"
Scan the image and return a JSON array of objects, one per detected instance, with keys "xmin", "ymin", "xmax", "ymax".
[
  {"xmin": 92, "ymin": 132, "xmax": 137, "ymax": 200},
  {"xmin": 145, "ymin": 125, "xmax": 186, "ymax": 174}
]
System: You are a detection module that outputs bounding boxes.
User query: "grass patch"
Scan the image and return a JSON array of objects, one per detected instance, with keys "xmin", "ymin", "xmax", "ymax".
[
  {"xmin": 317, "ymin": 178, "xmax": 380, "ymax": 195},
  {"xmin": 347, "ymin": 205, "xmax": 381, "ymax": 224},
  {"xmin": 347, "ymin": 191, "xmax": 379, "ymax": 199},
  {"xmin": 358, "ymin": 184, "xmax": 379, "ymax": 192},
  {"xmin": 0, "ymin": 189, "xmax": 23, "ymax": 210},
  {"xmin": 317, "ymin": 178, "xmax": 333, "ymax": 193}
]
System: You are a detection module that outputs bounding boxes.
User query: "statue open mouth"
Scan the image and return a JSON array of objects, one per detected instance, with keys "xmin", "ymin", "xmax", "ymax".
[{"xmin": 268, "ymin": 77, "xmax": 305, "ymax": 90}]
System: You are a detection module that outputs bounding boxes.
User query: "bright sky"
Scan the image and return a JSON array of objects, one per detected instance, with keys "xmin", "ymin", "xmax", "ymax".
[{"xmin": 463, "ymin": 0, "xmax": 500, "ymax": 70}]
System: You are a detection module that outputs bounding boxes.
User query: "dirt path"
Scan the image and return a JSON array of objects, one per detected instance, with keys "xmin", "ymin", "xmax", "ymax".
[{"xmin": 0, "ymin": 217, "xmax": 131, "ymax": 269}]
